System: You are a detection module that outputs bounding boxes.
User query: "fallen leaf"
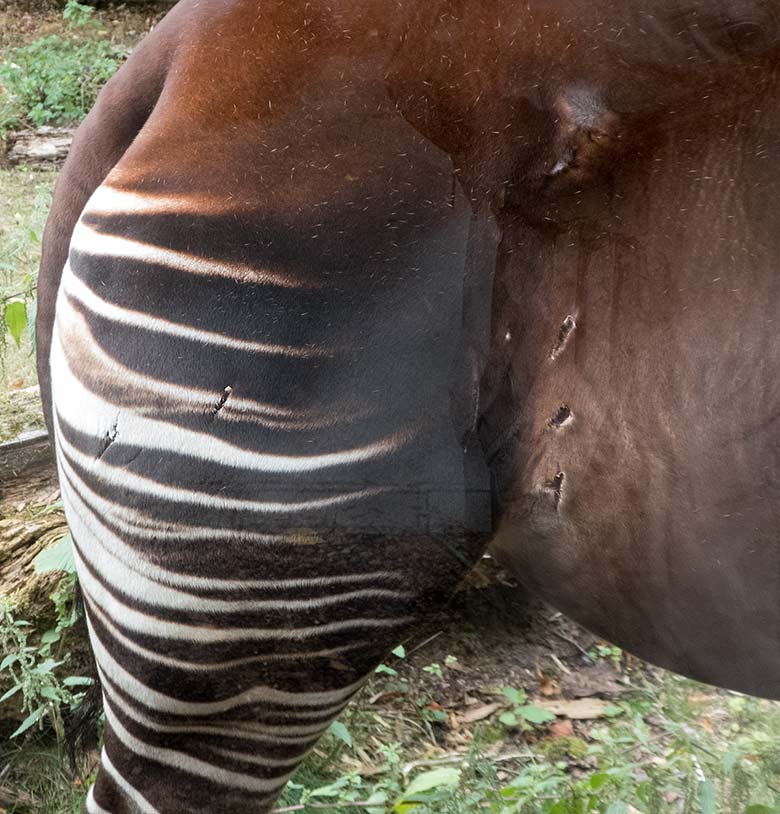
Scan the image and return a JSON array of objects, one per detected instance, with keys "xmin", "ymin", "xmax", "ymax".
[
  {"xmin": 540, "ymin": 675, "xmax": 560, "ymax": 697},
  {"xmin": 561, "ymin": 662, "xmax": 629, "ymax": 698},
  {"xmin": 533, "ymin": 698, "xmax": 617, "ymax": 720},
  {"xmin": 459, "ymin": 703, "xmax": 502, "ymax": 724}
]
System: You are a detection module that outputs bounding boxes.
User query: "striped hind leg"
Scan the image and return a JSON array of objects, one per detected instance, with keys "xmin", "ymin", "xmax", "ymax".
[
  {"xmin": 72, "ymin": 523, "xmax": 481, "ymax": 814},
  {"xmin": 86, "ymin": 672, "xmax": 358, "ymax": 813}
]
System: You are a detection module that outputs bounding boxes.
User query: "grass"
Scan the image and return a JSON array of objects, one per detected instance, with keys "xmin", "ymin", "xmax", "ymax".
[
  {"xmin": 1, "ymin": 742, "xmax": 87, "ymax": 814},
  {"xmin": 0, "ymin": 0, "xmax": 164, "ymax": 442},
  {"xmin": 267, "ymin": 658, "xmax": 780, "ymax": 814},
  {"xmin": 0, "ymin": 167, "xmax": 54, "ymax": 440},
  {"xmin": 4, "ymin": 633, "xmax": 780, "ymax": 814}
]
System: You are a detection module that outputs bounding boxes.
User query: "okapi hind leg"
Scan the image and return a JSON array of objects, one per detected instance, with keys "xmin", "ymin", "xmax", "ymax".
[{"xmin": 74, "ymin": 529, "xmax": 487, "ymax": 814}]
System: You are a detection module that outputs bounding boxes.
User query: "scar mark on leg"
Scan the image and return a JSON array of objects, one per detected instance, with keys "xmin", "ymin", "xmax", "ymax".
[
  {"xmin": 549, "ymin": 405, "xmax": 573, "ymax": 428},
  {"xmin": 550, "ymin": 315, "xmax": 576, "ymax": 360},
  {"xmin": 210, "ymin": 385, "xmax": 233, "ymax": 418},
  {"xmin": 97, "ymin": 420, "xmax": 118, "ymax": 460},
  {"xmin": 543, "ymin": 471, "xmax": 565, "ymax": 510}
]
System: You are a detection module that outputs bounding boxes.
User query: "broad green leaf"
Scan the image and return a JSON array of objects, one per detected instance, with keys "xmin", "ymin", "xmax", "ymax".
[
  {"xmin": 589, "ymin": 773, "xmax": 608, "ymax": 790},
  {"xmin": 40, "ymin": 629, "xmax": 60, "ymax": 646},
  {"xmin": 308, "ymin": 775, "xmax": 351, "ymax": 799},
  {"xmin": 365, "ymin": 790, "xmax": 388, "ymax": 814},
  {"xmin": 745, "ymin": 806, "xmax": 778, "ymax": 814},
  {"xmin": 699, "ymin": 780, "xmax": 717, "ymax": 814},
  {"xmin": 502, "ymin": 687, "xmax": 527, "ymax": 705},
  {"xmin": 33, "ymin": 532, "xmax": 76, "ymax": 574},
  {"xmin": 26, "ymin": 296, "xmax": 37, "ymax": 354},
  {"xmin": 40, "ymin": 686, "xmax": 60, "ymax": 701},
  {"xmin": 375, "ymin": 664, "xmax": 398, "ymax": 677},
  {"xmin": 11, "ymin": 705, "xmax": 46, "ymax": 737},
  {"xmin": 395, "ymin": 768, "xmax": 460, "ymax": 812},
  {"xmin": 499, "ymin": 711, "xmax": 519, "ymax": 727},
  {"xmin": 36, "ymin": 659, "xmax": 63, "ymax": 673},
  {"xmin": 62, "ymin": 676, "xmax": 94, "ymax": 687},
  {"xmin": 603, "ymin": 705, "xmax": 624, "ymax": 717},
  {"xmin": 0, "ymin": 684, "xmax": 22, "ymax": 703},
  {"xmin": 404, "ymin": 768, "xmax": 460, "ymax": 795},
  {"xmin": 723, "ymin": 750, "xmax": 739, "ymax": 774},
  {"xmin": 4, "ymin": 299, "xmax": 27, "ymax": 348},
  {"xmin": 0, "ymin": 653, "xmax": 17, "ymax": 671},
  {"xmin": 517, "ymin": 705, "xmax": 556, "ymax": 725},
  {"xmin": 328, "ymin": 720, "xmax": 352, "ymax": 748},
  {"xmin": 392, "ymin": 645, "xmax": 406, "ymax": 658}
]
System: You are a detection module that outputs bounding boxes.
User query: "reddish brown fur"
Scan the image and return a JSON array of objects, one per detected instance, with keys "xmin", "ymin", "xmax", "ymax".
[{"xmin": 36, "ymin": 1, "xmax": 780, "ymax": 809}]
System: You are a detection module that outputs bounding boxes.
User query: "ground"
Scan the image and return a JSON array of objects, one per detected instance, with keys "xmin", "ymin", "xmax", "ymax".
[
  {"xmin": 2, "ymin": 4, "xmax": 780, "ymax": 813},
  {"xmin": 3, "ymin": 464, "xmax": 780, "ymax": 814}
]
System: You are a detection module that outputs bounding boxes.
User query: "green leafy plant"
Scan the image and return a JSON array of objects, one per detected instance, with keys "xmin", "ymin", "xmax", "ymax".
[
  {"xmin": 499, "ymin": 687, "xmax": 556, "ymax": 730},
  {"xmin": 588, "ymin": 643, "xmax": 624, "ymax": 668},
  {"xmin": 0, "ymin": 579, "xmax": 91, "ymax": 746},
  {"xmin": 375, "ymin": 643, "xmax": 408, "ymax": 677},
  {"xmin": 62, "ymin": 0, "xmax": 98, "ymax": 27},
  {"xmin": 0, "ymin": 0, "xmax": 126, "ymax": 139},
  {"xmin": 3, "ymin": 297, "xmax": 27, "ymax": 348},
  {"xmin": 0, "ymin": 533, "xmax": 90, "ymax": 749},
  {"xmin": 395, "ymin": 766, "xmax": 461, "ymax": 812},
  {"xmin": 0, "ymin": 170, "xmax": 51, "ymax": 381},
  {"xmin": 423, "ymin": 663, "xmax": 444, "ymax": 679},
  {"xmin": 33, "ymin": 532, "xmax": 77, "ymax": 575}
]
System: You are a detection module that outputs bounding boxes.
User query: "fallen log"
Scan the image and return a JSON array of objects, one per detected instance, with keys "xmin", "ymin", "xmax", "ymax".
[
  {"xmin": 5, "ymin": 126, "xmax": 74, "ymax": 167},
  {"xmin": 0, "ymin": 430, "xmax": 53, "ymax": 484},
  {"xmin": 0, "ymin": 435, "xmax": 64, "ymax": 606},
  {"xmin": 0, "ymin": 447, "xmax": 71, "ymax": 730}
]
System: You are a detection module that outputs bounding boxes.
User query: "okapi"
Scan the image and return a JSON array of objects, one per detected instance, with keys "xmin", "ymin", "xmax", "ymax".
[{"xmin": 36, "ymin": 0, "xmax": 780, "ymax": 811}]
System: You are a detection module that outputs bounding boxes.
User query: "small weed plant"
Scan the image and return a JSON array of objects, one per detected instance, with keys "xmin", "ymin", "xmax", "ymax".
[
  {"xmin": 0, "ymin": 535, "xmax": 91, "ymax": 749},
  {"xmin": 0, "ymin": 1, "xmax": 126, "ymax": 140},
  {"xmin": 270, "ymin": 671, "xmax": 780, "ymax": 814},
  {"xmin": 498, "ymin": 687, "xmax": 556, "ymax": 731},
  {"xmin": 0, "ymin": 169, "xmax": 52, "ymax": 383}
]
